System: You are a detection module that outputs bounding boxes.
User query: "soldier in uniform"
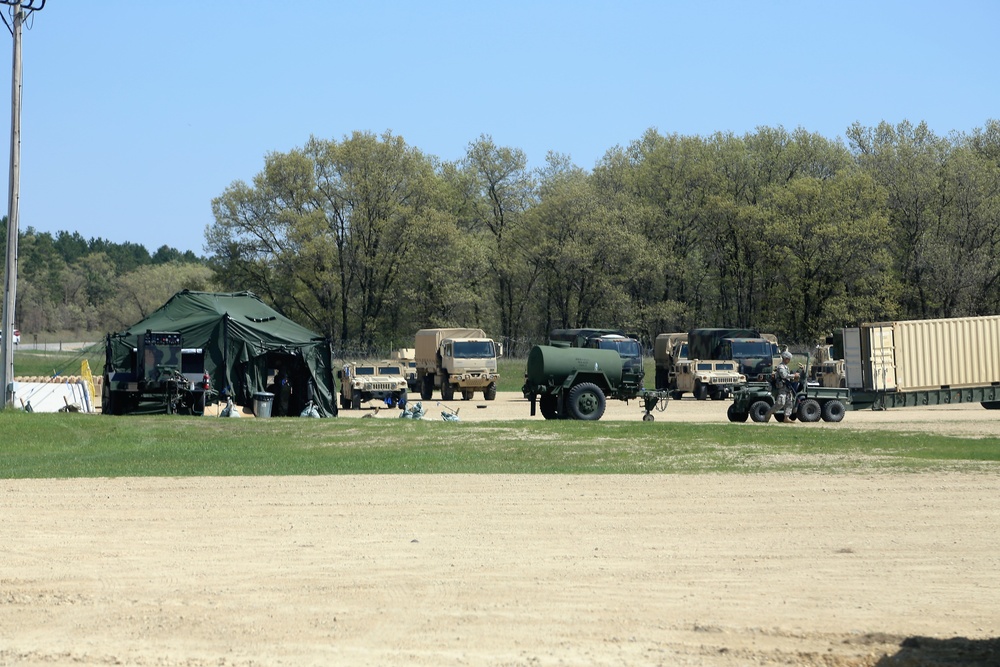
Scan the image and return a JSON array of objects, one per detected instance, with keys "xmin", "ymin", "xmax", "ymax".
[{"xmin": 767, "ymin": 350, "xmax": 800, "ymax": 421}]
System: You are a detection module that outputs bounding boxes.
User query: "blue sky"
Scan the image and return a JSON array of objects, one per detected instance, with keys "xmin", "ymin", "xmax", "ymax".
[{"xmin": 1, "ymin": 0, "xmax": 998, "ymax": 255}]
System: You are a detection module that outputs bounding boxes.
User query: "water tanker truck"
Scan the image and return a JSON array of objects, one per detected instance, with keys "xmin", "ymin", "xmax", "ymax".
[{"xmin": 521, "ymin": 343, "xmax": 669, "ymax": 421}]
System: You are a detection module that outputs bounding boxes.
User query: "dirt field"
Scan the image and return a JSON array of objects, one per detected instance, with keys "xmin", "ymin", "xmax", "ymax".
[{"xmin": 4, "ymin": 395, "xmax": 1000, "ymax": 666}]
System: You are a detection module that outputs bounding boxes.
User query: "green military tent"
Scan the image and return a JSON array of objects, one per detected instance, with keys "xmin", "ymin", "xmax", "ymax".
[{"xmin": 105, "ymin": 290, "xmax": 337, "ymax": 417}]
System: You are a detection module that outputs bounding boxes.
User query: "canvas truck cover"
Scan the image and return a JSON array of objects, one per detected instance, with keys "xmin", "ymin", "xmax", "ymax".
[
  {"xmin": 414, "ymin": 328, "xmax": 489, "ymax": 364},
  {"xmin": 106, "ymin": 290, "xmax": 337, "ymax": 416}
]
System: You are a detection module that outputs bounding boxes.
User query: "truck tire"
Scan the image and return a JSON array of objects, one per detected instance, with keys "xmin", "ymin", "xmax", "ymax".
[
  {"xmin": 749, "ymin": 400, "xmax": 771, "ymax": 423},
  {"xmin": 539, "ymin": 394, "xmax": 559, "ymax": 420},
  {"xmin": 727, "ymin": 403, "xmax": 749, "ymax": 422},
  {"xmin": 694, "ymin": 381, "xmax": 709, "ymax": 401},
  {"xmin": 484, "ymin": 382, "xmax": 497, "ymax": 401},
  {"xmin": 351, "ymin": 394, "xmax": 361, "ymax": 410},
  {"xmin": 102, "ymin": 383, "xmax": 116, "ymax": 415},
  {"xmin": 567, "ymin": 382, "xmax": 606, "ymax": 421},
  {"xmin": 420, "ymin": 374, "xmax": 433, "ymax": 400},
  {"xmin": 655, "ymin": 368, "xmax": 669, "ymax": 391},
  {"xmin": 798, "ymin": 398, "xmax": 821, "ymax": 422},
  {"xmin": 440, "ymin": 375, "xmax": 454, "ymax": 401},
  {"xmin": 821, "ymin": 399, "xmax": 846, "ymax": 422}
]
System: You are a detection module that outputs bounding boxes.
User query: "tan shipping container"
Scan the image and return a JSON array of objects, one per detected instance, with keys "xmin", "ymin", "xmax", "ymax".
[{"xmin": 863, "ymin": 315, "xmax": 1000, "ymax": 392}]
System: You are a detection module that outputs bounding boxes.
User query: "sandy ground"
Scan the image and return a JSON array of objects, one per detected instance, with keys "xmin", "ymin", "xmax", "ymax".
[{"xmin": 4, "ymin": 395, "xmax": 1000, "ymax": 666}]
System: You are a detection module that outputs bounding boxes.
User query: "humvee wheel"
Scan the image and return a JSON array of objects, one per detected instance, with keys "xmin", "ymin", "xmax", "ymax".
[
  {"xmin": 822, "ymin": 399, "xmax": 846, "ymax": 422},
  {"xmin": 539, "ymin": 394, "xmax": 559, "ymax": 419},
  {"xmin": 727, "ymin": 403, "xmax": 749, "ymax": 422},
  {"xmin": 749, "ymin": 400, "xmax": 771, "ymax": 423},
  {"xmin": 670, "ymin": 390, "xmax": 683, "ymax": 400},
  {"xmin": 694, "ymin": 381, "xmax": 709, "ymax": 401},
  {"xmin": 420, "ymin": 374, "xmax": 433, "ymax": 401},
  {"xmin": 798, "ymin": 398, "xmax": 822, "ymax": 422},
  {"xmin": 483, "ymin": 382, "xmax": 497, "ymax": 401},
  {"xmin": 567, "ymin": 382, "xmax": 607, "ymax": 421}
]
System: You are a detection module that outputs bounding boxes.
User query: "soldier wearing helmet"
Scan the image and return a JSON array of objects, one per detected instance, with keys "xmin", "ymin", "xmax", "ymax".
[{"xmin": 767, "ymin": 349, "xmax": 800, "ymax": 421}]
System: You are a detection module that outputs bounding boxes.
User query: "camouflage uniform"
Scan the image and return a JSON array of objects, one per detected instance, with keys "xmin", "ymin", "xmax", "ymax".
[{"xmin": 769, "ymin": 360, "xmax": 797, "ymax": 420}]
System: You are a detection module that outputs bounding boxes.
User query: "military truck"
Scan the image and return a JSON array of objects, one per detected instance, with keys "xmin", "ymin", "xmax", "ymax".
[
  {"xmin": 548, "ymin": 329, "xmax": 645, "ymax": 385},
  {"xmin": 654, "ymin": 328, "xmax": 771, "ymax": 401},
  {"xmin": 653, "ymin": 332, "xmax": 687, "ymax": 391},
  {"xmin": 390, "ymin": 348, "xmax": 419, "ymax": 392},
  {"xmin": 522, "ymin": 343, "xmax": 669, "ymax": 421},
  {"xmin": 414, "ymin": 328, "xmax": 501, "ymax": 401},
  {"xmin": 102, "ymin": 330, "xmax": 212, "ymax": 415},
  {"xmin": 337, "ymin": 361, "xmax": 408, "ymax": 410}
]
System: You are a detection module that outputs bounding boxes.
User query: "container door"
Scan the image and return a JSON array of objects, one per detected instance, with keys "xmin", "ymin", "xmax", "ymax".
[{"xmin": 866, "ymin": 325, "xmax": 897, "ymax": 391}]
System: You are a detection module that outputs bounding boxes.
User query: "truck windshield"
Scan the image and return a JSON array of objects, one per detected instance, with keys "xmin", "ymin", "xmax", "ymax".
[
  {"xmin": 453, "ymin": 341, "xmax": 495, "ymax": 359},
  {"xmin": 730, "ymin": 341, "xmax": 773, "ymax": 359},
  {"xmin": 597, "ymin": 339, "xmax": 641, "ymax": 358}
]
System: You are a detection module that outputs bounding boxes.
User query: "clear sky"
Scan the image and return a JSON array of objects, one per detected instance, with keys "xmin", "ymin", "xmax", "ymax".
[{"xmin": 0, "ymin": 0, "xmax": 997, "ymax": 256}]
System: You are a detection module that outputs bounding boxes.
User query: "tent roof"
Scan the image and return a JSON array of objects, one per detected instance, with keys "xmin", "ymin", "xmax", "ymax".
[{"xmin": 122, "ymin": 290, "xmax": 324, "ymax": 347}]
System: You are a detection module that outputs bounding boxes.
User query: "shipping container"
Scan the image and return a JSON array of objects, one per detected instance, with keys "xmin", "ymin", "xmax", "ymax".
[{"xmin": 846, "ymin": 315, "xmax": 1000, "ymax": 392}]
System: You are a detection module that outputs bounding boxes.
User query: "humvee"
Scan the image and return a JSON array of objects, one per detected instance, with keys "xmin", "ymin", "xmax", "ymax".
[{"xmin": 338, "ymin": 361, "xmax": 408, "ymax": 410}]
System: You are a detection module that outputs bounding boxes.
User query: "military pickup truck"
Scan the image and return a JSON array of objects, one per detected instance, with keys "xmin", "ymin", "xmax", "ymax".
[{"xmin": 337, "ymin": 361, "xmax": 408, "ymax": 410}]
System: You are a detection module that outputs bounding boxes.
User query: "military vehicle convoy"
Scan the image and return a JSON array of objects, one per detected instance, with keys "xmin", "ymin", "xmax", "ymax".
[
  {"xmin": 102, "ymin": 330, "xmax": 212, "ymax": 415},
  {"xmin": 337, "ymin": 361, "xmax": 408, "ymax": 410},
  {"xmin": 655, "ymin": 328, "xmax": 778, "ymax": 400},
  {"xmin": 414, "ymin": 328, "xmax": 501, "ymax": 401},
  {"xmin": 729, "ymin": 314, "xmax": 1000, "ymax": 423}
]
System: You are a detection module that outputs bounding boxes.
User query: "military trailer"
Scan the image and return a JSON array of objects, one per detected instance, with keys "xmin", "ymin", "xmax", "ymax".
[
  {"xmin": 728, "ymin": 372, "xmax": 850, "ymax": 423},
  {"xmin": 337, "ymin": 361, "xmax": 408, "ymax": 410},
  {"xmin": 522, "ymin": 343, "xmax": 669, "ymax": 421},
  {"xmin": 414, "ymin": 328, "xmax": 501, "ymax": 401},
  {"xmin": 843, "ymin": 315, "xmax": 1000, "ymax": 410},
  {"xmin": 548, "ymin": 328, "xmax": 645, "ymax": 385},
  {"xmin": 102, "ymin": 330, "xmax": 211, "ymax": 415}
]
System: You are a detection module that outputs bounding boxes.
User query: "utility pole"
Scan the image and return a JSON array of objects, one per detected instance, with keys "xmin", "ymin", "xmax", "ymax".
[{"xmin": 0, "ymin": 0, "xmax": 44, "ymax": 409}]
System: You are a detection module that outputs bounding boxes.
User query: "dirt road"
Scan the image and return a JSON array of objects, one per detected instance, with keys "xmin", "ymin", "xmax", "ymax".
[{"xmin": 4, "ymin": 395, "xmax": 1000, "ymax": 666}]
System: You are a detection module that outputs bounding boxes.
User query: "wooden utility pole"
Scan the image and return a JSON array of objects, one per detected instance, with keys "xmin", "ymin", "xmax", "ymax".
[{"xmin": 0, "ymin": 0, "xmax": 44, "ymax": 408}]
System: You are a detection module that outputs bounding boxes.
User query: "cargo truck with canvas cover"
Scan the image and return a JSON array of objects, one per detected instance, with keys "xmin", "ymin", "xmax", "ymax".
[
  {"xmin": 653, "ymin": 332, "xmax": 687, "ymax": 391},
  {"xmin": 414, "ymin": 328, "xmax": 501, "ymax": 401}
]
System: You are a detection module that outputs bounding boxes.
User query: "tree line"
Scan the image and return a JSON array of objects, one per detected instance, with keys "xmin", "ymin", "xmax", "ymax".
[{"xmin": 8, "ymin": 119, "xmax": 1000, "ymax": 353}]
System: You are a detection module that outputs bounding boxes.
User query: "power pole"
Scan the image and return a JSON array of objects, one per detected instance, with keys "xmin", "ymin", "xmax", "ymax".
[{"xmin": 0, "ymin": 0, "xmax": 44, "ymax": 409}]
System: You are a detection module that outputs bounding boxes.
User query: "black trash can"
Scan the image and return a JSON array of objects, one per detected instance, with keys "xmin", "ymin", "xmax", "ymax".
[{"xmin": 253, "ymin": 391, "xmax": 274, "ymax": 418}]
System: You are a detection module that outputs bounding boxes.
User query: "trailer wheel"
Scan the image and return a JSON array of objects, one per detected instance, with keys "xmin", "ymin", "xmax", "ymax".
[
  {"xmin": 798, "ymin": 398, "xmax": 821, "ymax": 422},
  {"xmin": 694, "ymin": 381, "xmax": 709, "ymax": 401},
  {"xmin": 821, "ymin": 399, "xmax": 846, "ymax": 422},
  {"xmin": 567, "ymin": 382, "xmax": 606, "ymax": 421},
  {"xmin": 351, "ymin": 394, "xmax": 361, "ymax": 410},
  {"xmin": 727, "ymin": 404, "xmax": 749, "ymax": 422},
  {"xmin": 484, "ymin": 382, "xmax": 497, "ymax": 401},
  {"xmin": 539, "ymin": 394, "xmax": 559, "ymax": 419},
  {"xmin": 749, "ymin": 400, "xmax": 771, "ymax": 423}
]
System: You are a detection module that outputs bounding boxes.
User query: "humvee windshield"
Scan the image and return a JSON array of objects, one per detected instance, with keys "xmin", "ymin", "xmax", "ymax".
[
  {"xmin": 453, "ymin": 341, "xmax": 496, "ymax": 359},
  {"xmin": 378, "ymin": 366, "xmax": 402, "ymax": 375},
  {"xmin": 354, "ymin": 366, "xmax": 376, "ymax": 376}
]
